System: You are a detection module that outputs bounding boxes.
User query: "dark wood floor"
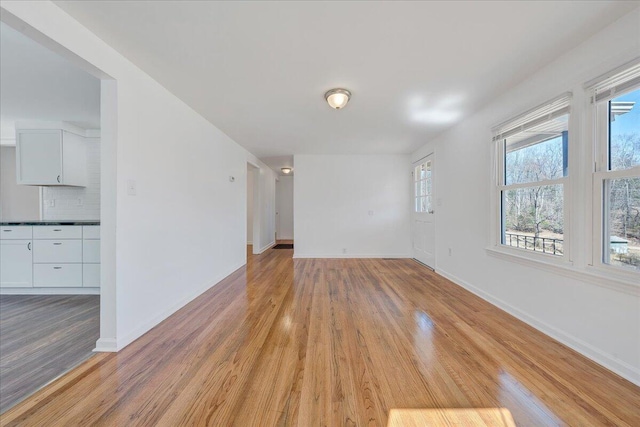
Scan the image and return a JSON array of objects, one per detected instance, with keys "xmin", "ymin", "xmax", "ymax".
[
  {"xmin": 0, "ymin": 295, "xmax": 99, "ymax": 413},
  {"xmin": 2, "ymin": 249, "xmax": 639, "ymax": 426}
]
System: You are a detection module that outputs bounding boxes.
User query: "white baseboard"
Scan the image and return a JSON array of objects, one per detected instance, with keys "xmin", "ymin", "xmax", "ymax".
[
  {"xmin": 93, "ymin": 338, "xmax": 117, "ymax": 352},
  {"xmin": 436, "ymin": 268, "xmax": 640, "ymax": 387},
  {"xmin": 0, "ymin": 287, "xmax": 100, "ymax": 295},
  {"xmin": 255, "ymin": 241, "xmax": 276, "ymax": 254},
  {"xmin": 293, "ymin": 253, "xmax": 411, "ymax": 259},
  {"xmin": 113, "ymin": 261, "xmax": 246, "ymax": 352}
]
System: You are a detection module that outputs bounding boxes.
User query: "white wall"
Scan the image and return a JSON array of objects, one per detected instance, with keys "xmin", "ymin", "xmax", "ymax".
[
  {"xmin": 1, "ymin": 1, "xmax": 277, "ymax": 351},
  {"xmin": 294, "ymin": 155, "xmax": 411, "ymax": 258},
  {"xmin": 412, "ymin": 8, "xmax": 640, "ymax": 385},
  {"xmin": 42, "ymin": 137, "xmax": 100, "ymax": 220},
  {"xmin": 276, "ymin": 175, "xmax": 293, "ymax": 240},
  {"xmin": 0, "ymin": 145, "xmax": 40, "ymax": 220},
  {"xmin": 247, "ymin": 167, "xmax": 254, "ymax": 244}
]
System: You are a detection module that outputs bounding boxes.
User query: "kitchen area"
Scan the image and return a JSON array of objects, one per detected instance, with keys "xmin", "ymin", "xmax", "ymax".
[{"xmin": 0, "ymin": 22, "xmax": 102, "ymax": 413}]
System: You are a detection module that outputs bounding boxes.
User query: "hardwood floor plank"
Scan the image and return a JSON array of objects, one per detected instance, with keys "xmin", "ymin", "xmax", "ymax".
[{"xmin": 1, "ymin": 252, "xmax": 639, "ymax": 426}]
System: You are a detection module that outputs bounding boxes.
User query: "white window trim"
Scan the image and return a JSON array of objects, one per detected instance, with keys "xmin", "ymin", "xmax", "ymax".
[
  {"xmin": 486, "ymin": 63, "xmax": 640, "ymax": 295},
  {"xmin": 586, "ymin": 77, "xmax": 640, "ymax": 281},
  {"xmin": 491, "ymin": 93, "xmax": 573, "ymax": 264},
  {"xmin": 485, "ymin": 245, "xmax": 639, "ymax": 296}
]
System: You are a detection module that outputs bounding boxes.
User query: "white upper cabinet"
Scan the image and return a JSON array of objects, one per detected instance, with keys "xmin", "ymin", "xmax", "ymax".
[{"xmin": 16, "ymin": 129, "xmax": 87, "ymax": 186}]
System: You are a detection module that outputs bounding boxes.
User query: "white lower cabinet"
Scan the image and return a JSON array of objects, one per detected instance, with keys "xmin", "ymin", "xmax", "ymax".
[
  {"xmin": 0, "ymin": 240, "xmax": 33, "ymax": 288},
  {"xmin": 83, "ymin": 264, "xmax": 100, "ymax": 287},
  {"xmin": 34, "ymin": 264, "xmax": 83, "ymax": 287},
  {"xmin": 0, "ymin": 224, "xmax": 100, "ymax": 291},
  {"xmin": 34, "ymin": 240, "xmax": 82, "ymax": 263},
  {"xmin": 82, "ymin": 240, "xmax": 100, "ymax": 264}
]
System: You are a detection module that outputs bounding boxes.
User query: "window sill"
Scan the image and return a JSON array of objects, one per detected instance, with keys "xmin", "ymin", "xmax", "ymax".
[{"xmin": 485, "ymin": 245, "xmax": 640, "ymax": 296}]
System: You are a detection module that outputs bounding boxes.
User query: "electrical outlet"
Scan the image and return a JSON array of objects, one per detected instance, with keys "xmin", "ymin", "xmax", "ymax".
[
  {"xmin": 342, "ymin": 248, "xmax": 347, "ymax": 254},
  {"xmin": 448, "ymin": 248, "xmax": 452, "ymax": 256},
  {"xmin": 47, "ymin": 199, "xmax": 55, "ymax": 207},
  {"xmin": 368, "ymin": 210, "xmax": 374, "ymax": 216},
  {"xmin": 77, "ymin": 198, "xmax": 83, "ymax": 206}
]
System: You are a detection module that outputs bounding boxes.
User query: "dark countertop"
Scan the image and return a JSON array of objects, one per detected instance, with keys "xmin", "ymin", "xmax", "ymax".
[{"xmin": 0, "ymin": 220, "xmax": 100, "ymax": 226}]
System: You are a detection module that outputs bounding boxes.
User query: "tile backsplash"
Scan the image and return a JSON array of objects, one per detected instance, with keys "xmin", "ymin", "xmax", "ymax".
[{"xmin": 42, "ymin": 138, "xmax": 100, "ymax": 220}]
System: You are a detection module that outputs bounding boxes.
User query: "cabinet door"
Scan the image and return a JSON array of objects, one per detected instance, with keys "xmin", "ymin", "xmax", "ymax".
[
  {"xmin": 17, "ymin": 130, "xmax": 62, "ymax": 185},
  {"xmin": 0, "ymin": 240, "xmax": 33, "ymax": 288}
]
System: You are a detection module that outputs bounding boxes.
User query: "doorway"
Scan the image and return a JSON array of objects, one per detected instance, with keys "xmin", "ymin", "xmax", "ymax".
[
  {"xmin": 275, "ymin": 174, "xmax": 294, "ymax": 243},
  {"xmin": 412, "ymin": 154, "xmax": 435, "ymax": 268},
  {"xmin": 247, "ymin": 164, "xmax": 257, "ymax": 253},
  {"xmin": 0, "ymin": 18, "xmax": 112, "ymax": 412}
]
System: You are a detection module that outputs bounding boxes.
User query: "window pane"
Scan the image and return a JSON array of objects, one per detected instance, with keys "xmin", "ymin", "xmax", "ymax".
[
  {"xmin": 609, "ymin": 87, "xmax": 640, "ymax": 171},
  {"xmin": 502, "ymin": 184, "xmax": 564, "ymax": 255},
  {"xmin": 505, "ymin": 114, "xmax": 568, "ymax": 185},
  {"xmin": 605, "ymin": 177, "xmax": 640, "ymax": 270},
  {"xmin": 420, "ymin": 196, "xmax": 427, "ymax": 212}
]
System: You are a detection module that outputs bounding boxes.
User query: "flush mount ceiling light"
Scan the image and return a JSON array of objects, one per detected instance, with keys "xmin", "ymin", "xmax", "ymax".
[
  {"xmin": 281, "ymin": 167, "xmax": 292, "ymax": 174},
  {"xmin": 324, "ymin": 88, "xmax": 351, "ymax": 110}
]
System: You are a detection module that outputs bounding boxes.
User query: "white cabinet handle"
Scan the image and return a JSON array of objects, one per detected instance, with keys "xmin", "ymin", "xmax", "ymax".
[{"xmin": 53, "ymin": 242, "xmax": 63, "ymax": 245}]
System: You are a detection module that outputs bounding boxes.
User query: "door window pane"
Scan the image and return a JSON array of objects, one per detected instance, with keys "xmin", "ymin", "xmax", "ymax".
[
  {"xmin": 605, "ymin": 177, "xmax": 640, "ymax": 270},
  {"xmin": 502, "ymin": 184, "xmax": 564, "ymax": 255},
  {"xmin": 609, "ymin": 88, "xmax": 640, "ymax": 171},
  {"xmin": 414, "ymin": 160, "xmax": 432, "ymax": 212}
]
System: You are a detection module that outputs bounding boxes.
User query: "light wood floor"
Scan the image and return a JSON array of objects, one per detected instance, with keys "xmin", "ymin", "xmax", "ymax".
[
  {"xmin": 2, "ymin": 249, "xmax": 638, "ymax": 426},
  {"xmin": 0, "ymin": 295, "xmax": 99, "ymax": 414}
]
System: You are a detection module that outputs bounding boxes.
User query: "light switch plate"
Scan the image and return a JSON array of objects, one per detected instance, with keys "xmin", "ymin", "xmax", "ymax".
[{"xmin": 127, "ymin": 180, "xmax": 137, "ymax": 196}]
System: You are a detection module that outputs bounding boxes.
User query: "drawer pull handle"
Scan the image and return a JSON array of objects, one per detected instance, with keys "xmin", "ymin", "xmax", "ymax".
[
  {"xmin": 53, "ymin": 242, "xmax": 63, "ymax": 245},
  {"xmin": 53, "ymin": 229, "xmax": 62, "ymax": 231},
  {"xmin": 27, "ymin": 242, "xmax": 31, "ymax": 251},
  {"xmin": 3, "ymin": 230, "xmax": 11, "ymax": 232},
  {"xmin": 53, "ymin": 267, "xmax": 62, "ymax": 270},
  {"xmin": 57, "ymin": 175, "xmax": 61, "ymax": 183}
]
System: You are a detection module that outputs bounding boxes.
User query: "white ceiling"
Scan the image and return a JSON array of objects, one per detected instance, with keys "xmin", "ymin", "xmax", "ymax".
[
  {"xmin": 261, "ymin": 156, "xmax": 295, "ymax": 176},
  {"xmin": 0, "ymin": 22, "xmax": 100, "ymax": 136},
  {"xmin": 53, "ymin": 1, "xmax": 638, "ymax": 157}
]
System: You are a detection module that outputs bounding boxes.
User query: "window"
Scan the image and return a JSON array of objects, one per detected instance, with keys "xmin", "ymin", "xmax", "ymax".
[
  {"xmin": 493, "ymin": 95, "xmax": 571, "ymax": 257},
  {"xmin": 591, "ymin": 62, "xmax": 640, "ymax": 272},
  {"xmin": 414, "ymin": 159, "xmax": 432, "ymax": 213}
]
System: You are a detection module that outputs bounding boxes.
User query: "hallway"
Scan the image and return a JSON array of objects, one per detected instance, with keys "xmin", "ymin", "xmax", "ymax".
[{"xmin": 2, "ymin": 248, "xmax": 638, "ymax": 426}]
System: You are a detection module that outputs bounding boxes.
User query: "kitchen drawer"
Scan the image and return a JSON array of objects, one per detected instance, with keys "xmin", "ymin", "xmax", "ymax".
[
  {"xmin": 83, "ymin": 264, "xmax": 100, "ymax": 287},
  {"xmin": 83, "ymin": 226, "xmax": 100, "ymax": 239},
  {"xmin": 33, "ymin": 226, "xmax": 82, "ymax": 239},
  {"xmin": 33, "ymin": 240, "xmax": 82, "ymax": 263},
  {"xmin": 83, "ymin": 240, "xmax": 100, "ymax": 263},
  {"xmin": 34, "ymin": 264, "xmax": 82, "ymax": 287},
  {"xmin": 0, "ymin": 226, "xmax": 33, "ymax": 240}
]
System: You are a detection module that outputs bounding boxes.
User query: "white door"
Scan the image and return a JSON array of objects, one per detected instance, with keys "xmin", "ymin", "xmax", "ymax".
[
  {"xmin": 1, "ymin": 240, "xmax": 33, "ymax": 287},
  {"xmin": 412, "ymin": 155, "xmax": 435, "ymax": 268}
]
